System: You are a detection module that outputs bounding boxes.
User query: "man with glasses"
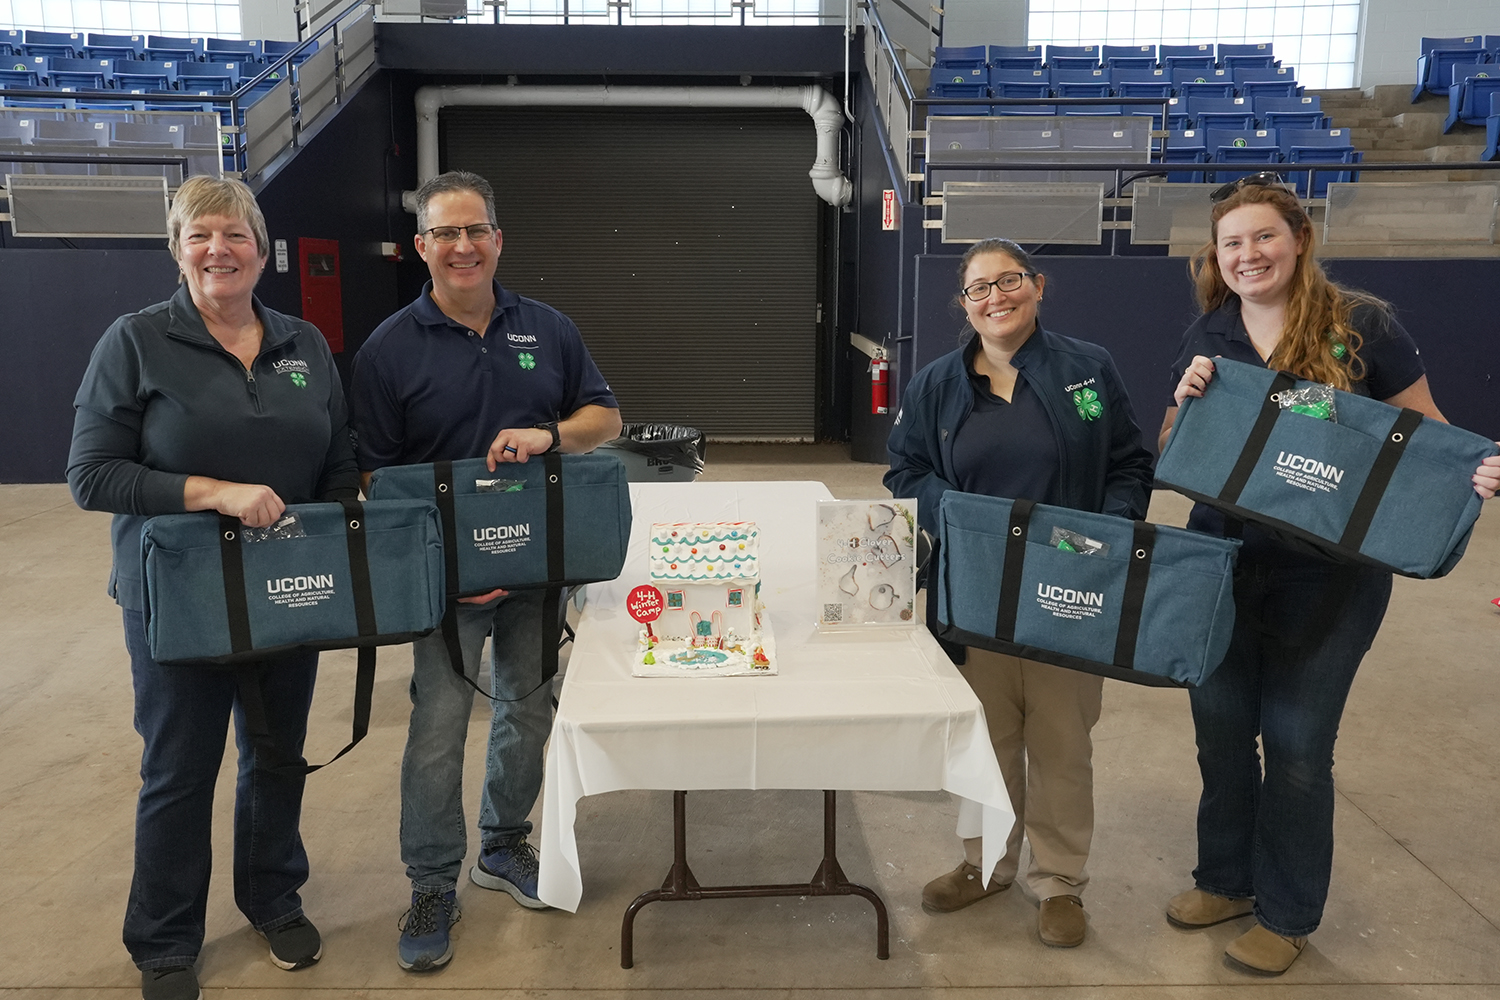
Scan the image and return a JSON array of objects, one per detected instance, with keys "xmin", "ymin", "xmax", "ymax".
[{"xmin": 350, "ymin": 170, "xmax": 621, "ymax": 972}]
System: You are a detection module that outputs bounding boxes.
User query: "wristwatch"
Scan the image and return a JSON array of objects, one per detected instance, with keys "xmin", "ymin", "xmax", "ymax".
[{"xmin": 533, "ymin": 420, "xmax": 560, "ymax": 453}]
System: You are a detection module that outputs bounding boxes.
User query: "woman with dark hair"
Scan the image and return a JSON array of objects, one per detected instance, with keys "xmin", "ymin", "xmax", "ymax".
[
  {"xmin": 67, "ymin": 175, "xmax": 359, "ymax": 1000},
  {"xmin": 886, "ymin": 237, "xmax": 1154, "ymax": 948},
  {"xmin": 1160, "ymin": 175, "xmax": 1500, "ymax": 975}
]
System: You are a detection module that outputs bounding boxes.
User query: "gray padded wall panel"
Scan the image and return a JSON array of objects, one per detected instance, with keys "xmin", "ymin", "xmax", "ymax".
[{"xmin": 443, "ymin": 106, "xmax": 819, "ymax": 438}]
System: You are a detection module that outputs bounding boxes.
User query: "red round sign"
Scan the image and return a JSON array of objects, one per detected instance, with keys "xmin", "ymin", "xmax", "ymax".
[{"xmin": 627, "ymin": 585, "xmax": 665, "ymax": 623}]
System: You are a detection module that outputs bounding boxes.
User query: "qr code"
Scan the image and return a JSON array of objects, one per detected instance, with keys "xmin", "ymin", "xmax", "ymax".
[{"xmin": 823, "ymin": 603, "xmax": 844, "ymax": 623}]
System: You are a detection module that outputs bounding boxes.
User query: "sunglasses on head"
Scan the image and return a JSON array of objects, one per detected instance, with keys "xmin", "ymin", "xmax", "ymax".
[{"xmin": 1209, "ymin": 171, "xmax": 1298, "ymax": 203}]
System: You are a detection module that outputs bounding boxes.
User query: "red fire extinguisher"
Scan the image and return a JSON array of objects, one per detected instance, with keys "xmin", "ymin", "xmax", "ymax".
[{"xmin": 870, "ymin": 349, "xmax": 889, "ymax": 415}]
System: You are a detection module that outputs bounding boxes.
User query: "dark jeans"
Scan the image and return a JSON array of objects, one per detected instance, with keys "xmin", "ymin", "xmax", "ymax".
[
  {"xmin": 1188, "ymin": 557, "xmax": 1392, "ymax": 938},
  {"xmin": 121, "ymin": 609, "xmax": 318, "ymax": 970}
]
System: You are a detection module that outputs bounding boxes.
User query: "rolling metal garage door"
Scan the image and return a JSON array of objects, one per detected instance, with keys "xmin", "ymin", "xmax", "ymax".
[{"xmin": 443, "ymin": 105, "xmax": 819, "ymax": 439}]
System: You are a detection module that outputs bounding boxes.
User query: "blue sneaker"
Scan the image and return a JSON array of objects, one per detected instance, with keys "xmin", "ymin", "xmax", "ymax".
[
  {"xmin": 396, "ymin": 889, "xmax": 459, "ymax": 971},
  {"xmin": 470, "ymin": 837, "xmax": 550, "ymax": 909}
]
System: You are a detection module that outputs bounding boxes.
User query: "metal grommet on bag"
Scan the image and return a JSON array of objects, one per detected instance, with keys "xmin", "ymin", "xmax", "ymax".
[
  {"xmin": 349, "ymin": 519, "xmax": 360, "ymax": 530},
  {"xmin": 1135, "ymin": 547, "xmax": 1147, "ymax": 559},
  {"xmin": 1011, "ymin": 526, "xmax": 1023, "ymax": 536},
  {"xmin": 549, "ymin": 474, "xmax": 559, "ymax": 484},
  {"xmin": 437, "ymin": 482, "xmax": 449, "ymax": 493},
  {"xmin": 224, "ymin": 530, "xmax": 235, "ymax": 541},
  {"xmin": 1269, "ymin": 392, "xmax": 1281, "ymax": 403},
  {"xmin": 1392, "ymin": 432, "xmax": 1404, "ymax": 443}
]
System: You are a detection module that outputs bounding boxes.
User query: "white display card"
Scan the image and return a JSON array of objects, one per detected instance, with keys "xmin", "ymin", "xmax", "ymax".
[{"xmin": 815, "ymin": 499, "xmax": 918, "ymax": 630}]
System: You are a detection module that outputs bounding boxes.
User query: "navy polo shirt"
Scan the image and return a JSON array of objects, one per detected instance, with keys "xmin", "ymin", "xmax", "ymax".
[
  {"xmin": 950, "ymin": 336, "xmax": 1061, "ymax": 504},
  {"xmin": 1168, "ymin": 296, "xmax": 1427, "ymax": 560},
  {"xmin": 350, "ymin": 280, "xmax": 618, "ymax": 469},
  {"xmin": 1168, "ymin": 296, "xmax": 1425, "ymax": 402}
]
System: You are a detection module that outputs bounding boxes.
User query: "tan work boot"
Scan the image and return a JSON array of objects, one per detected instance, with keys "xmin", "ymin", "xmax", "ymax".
[
  {"xmin": 1225, "ymin": 923, "xmax": 1307, "ymax": 976},
  {"xmin": 921, "ymin": 861, "xmax": 1010, "ymax": 912},
  {"xmin": 1038, "ymin": 894, "xmax": 1086, "ymax": 947},
  {"xmin": 1166, "ymin": 887, "xmax": 1255, "ymax": 928}
]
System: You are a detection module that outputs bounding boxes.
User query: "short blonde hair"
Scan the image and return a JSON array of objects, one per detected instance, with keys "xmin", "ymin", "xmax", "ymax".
[{"xmin": 167, "ymin": 175, "xmax": 270, "ymax": 261}]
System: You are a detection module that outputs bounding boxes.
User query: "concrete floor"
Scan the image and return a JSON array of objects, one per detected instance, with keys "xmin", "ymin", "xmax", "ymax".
[{"xmin": 2, "ymin": 442, "xmax": 1498, "ymax": 999}]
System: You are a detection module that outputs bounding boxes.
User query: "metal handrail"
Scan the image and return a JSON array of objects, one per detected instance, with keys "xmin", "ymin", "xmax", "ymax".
[{"xmin": 862, "ymin": 0, "xmax": 917, "ymax": 107}]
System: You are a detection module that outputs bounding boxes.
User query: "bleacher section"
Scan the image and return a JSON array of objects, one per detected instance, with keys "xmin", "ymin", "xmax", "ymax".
[
  {"xmin": 0, "ymin": 31, "xmax": 321, "ymax": 175},
  {"xmin": 922, "ymin": 43, "xmax": 1366, "ymax": 187}
]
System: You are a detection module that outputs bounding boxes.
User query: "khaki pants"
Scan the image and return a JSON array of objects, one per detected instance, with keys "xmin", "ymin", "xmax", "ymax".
[{"xmin": 957, "ymin": 647, "xmax": 1104, "ymax": 900}]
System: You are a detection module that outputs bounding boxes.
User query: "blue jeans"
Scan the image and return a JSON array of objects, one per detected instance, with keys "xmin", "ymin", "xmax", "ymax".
[
  {"xmin": 121, "ymin": 609, "xmax": 318, "ymax": 970},
  {"xmin": 1188, "ymin": 558, "xmax": 1392, "ymax": 938},
  {"xmin": 400, "ymin": 590, "xmax": 559, "ymax": 892}
]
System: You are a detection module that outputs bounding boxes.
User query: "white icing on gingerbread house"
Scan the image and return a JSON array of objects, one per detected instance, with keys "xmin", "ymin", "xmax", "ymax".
[{"xmin": 649, "ymin": 522, "xmax": 760, "ymax": 644}]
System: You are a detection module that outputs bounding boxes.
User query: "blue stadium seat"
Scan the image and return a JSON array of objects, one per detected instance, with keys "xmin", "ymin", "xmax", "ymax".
[
  {"xmin": 22, "ymin": 30, "xmax": 84, "ymax": 59},
  {"xmin": 1102, "ymin": 44, "xmax": 1156, "ymax": 71},
  {"xmin": 1051, "ymin": 67, "xmax": 1109, "ymax": 91},
  {"xmin": 1045, "ymin": 44, "xmax": 1099, "ymax": 65},
  {"xmin": 932, "ymin": 64, "xmax": 987, "ymax": 86},
  {"xmin": 1206, "ymin": 128, "xmax": 1279, "ymax": 183},
  {"xmin": 1177, "ymin": 80, "xmax": 1237, "ymax": 100},
  {"xmin": 1, "ymin": 54, "xmax": 49, "ymax": 85},
  {"xmin": 1051, "ymin": 56, "xmax": 1103, "ymax": 71},
  {"xmin": 1189, "ymin": 96, "xmax": 1256, "ymax": 130},
  {"xmin": 84, "ymin": 33, "xmax": 146, "ymax": 60},
  {"xmin": 1218, "ymin": 42, "xmax": 1274, "ymax": 63},
  {"xmin": 1164, "ymin": 54, "xmax": 1216, "ymax": 75},
  {"xmin": 262, "ymin": 39, "xmax": 318, "ymax": 66},
  {"xmin": 46, "ymin": 57, "xmax": 115, "ymax": 90},
  {"xmin": 1412, "ymin": 37, "xmax": 1483, "ymax": 101},
  {"xmin": 1160, "ymin": 128, "xmax": 1208, "ymax": 183},
  {"xmin": 1160, "ymin": 96, "xmax": 1190, "ymax": 131},
  {"xmin": 989, "ymin": 70, "xmax": 1056, "ymax": 115},
  {"xmin": 113, "ymin": 59, "xmax": 179, "ymax": 90},
  {"xmin": 1113, "ymin": 67, "xmax": 1170, "ymax": 85},
  {"xmin": 1, "ymin": 96, "xmax": 72, "ymax": 109},
  {"xmin": 1, "ymin": 29, "xmax": 21, "ymax": 53},
  {"xmin": 0, "ymin": 118, "xmax": 36, "ymax": 146},
  {"xmin": 74, "ymin": 98, "xmax": 146, "ymax": 111},
  {"xmin": 1444, "ymin": 65, "xmax": 1500, "ymax": 131},
  {"xmin": 146, "ymin": 35, "xmax": 206, "ymax": 62},
  {"xmin": 1239, "ymin": 79, "xmax": 1300, "ymax": 100},
  {"xmin": 177, "ymin": 60, "xmax": 242, "ymax": 93},
  {"xmin": 926, "ymin": 82, "xmax": 989, "ymax": 116},
  {"xmin": 1222, "ymin": 55, "xmax": 1276, "ymax": 73},
  {"xmin": 1233, "ymin": 64, "xmax": 1298, "ymax": 85},
  {"xmin": 205, "ymin": 37, "xmax": 262, "ymax": 61},
  {"xmin": 1280, "ymin": 128, "xmax": 1359, "ymax": 196},
  {"xmin": 1483, "ymin": 92, "xmax": 1500, "ymax": 161},
  {"xmin": 933, "ymin": 45, "xmax": 988, "ymax": 70},
  {"xmin": 1256, "ymin": 95, "xmax": 1325, "ymax": 130}
]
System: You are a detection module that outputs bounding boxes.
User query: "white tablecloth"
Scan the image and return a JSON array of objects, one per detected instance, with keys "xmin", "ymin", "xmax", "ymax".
[{"xmin": 537, "ymin": 480, "xmax": 1014, "ymax": 912}]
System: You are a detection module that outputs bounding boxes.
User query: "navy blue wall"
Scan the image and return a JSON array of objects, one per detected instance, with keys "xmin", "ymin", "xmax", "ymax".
[{"xmin": 908, "ymin": 254, "xmax": 1500, "ymax": 451}]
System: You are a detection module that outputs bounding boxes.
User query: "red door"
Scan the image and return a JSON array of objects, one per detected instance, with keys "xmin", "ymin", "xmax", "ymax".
[{"xmin": 298, "ymin": 237, "xmax": 344, "ymax": 353}]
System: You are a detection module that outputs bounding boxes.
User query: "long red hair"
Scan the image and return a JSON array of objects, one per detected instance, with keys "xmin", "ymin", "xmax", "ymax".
[{"xmin": 1188, "ymin": 184, "xmax": 1385, "ymax": 389}]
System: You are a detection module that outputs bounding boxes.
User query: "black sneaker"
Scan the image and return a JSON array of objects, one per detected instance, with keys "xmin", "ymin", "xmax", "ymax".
[
  {"xmin": 259, "ymin": 915, "xmax": 323, "ymax": 970},
  {"xmin": 141, "ymin": 965, "xmax": 200, "ymax": 1000},
  {"xmin": 397, "ymin": 889, "xmax": 460, "ymax": 971}
]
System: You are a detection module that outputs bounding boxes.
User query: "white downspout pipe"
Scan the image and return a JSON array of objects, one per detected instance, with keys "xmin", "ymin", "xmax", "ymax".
[{"xmin": 406, "ymin": 84, "xmax": 853, "ymax": 210}]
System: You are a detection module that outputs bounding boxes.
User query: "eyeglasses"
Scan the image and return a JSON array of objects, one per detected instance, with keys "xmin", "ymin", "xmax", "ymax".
[
  {"xmin": 962, "ymin": 271, "xmax": 1036, "ymax": 302},
  {"xmin": 1210, "ymin": 171, "xmax": 1297, "ymax": 203},
  {"xmin": 422, "ymin": 223, "xmax": 497, "ymax": 244}
]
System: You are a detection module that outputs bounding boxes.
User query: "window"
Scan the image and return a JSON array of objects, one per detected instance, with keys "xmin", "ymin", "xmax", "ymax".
[
  {"xmin": 0, "ymin": 0, "xmax": 240, "ymax": 36},
  {"xmin": 1027, "ymin": 0, "xmax": 1361, "ymax": 89}
]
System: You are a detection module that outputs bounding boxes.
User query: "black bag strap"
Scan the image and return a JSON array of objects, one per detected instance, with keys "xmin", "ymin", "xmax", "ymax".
[
  {"xmin": 217, "ymin": 514, "xmax": 253, "ymax": 656},
  {"xmin": 993, "ymin": 498, "xmax": 1035, "ymax": 643},
  {"xmin": 1219, "ymin": 370, "xmax": 1299, "ymax": 504},
  {"xmin": 433, "ymin": 456, "xmax": 566, "ymax": 703},
  {"xmin": 231, "ymin": 501, "xmax": 379, "ymax": 776},
  {"xmin": 1112, "ymin": 520, "xmax": 1157, "ymax": 669},
  {"xmin": 1338, "ymin": 408, "xmax": 1423, "ymax": 553}
]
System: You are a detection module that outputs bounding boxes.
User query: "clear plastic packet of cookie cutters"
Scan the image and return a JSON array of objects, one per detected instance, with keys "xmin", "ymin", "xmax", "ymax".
[
  {"xmin": 1049, "ymin": 526, "xmax": 1110, "ymax": 557},
  {"xmin": 241, "ymin": 512, "xmax": 308, "ymax": 543},
  {"xmin": 475, "ymin": 478, "xmax": 526, "ymax": 493},
  {"xmin": 1275, "ymin": 384, "xmax": 1337, "ymax": 423}
]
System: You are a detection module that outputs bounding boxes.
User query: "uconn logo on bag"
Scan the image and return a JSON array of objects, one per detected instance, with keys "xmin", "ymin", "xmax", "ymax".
[
  {"xmin": 1035, "ymin": 583, "xmax": 1105, "ymax": 621},
  {"xmin": 1273, "ymin": 451, "xmax": 1345, "ymax": 494},
  {"xmin": 266, "ymin": 573, "xmax": 336, "ymax": 609},
  {"xmin": 473, "ymin": 522, "xmax": 532, "ymax": 556}
]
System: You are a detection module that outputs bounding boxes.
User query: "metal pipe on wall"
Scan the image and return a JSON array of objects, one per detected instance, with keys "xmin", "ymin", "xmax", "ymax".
[{"xmin": 407, "ymin": 84, "xmax": 855, "ymax": 209}]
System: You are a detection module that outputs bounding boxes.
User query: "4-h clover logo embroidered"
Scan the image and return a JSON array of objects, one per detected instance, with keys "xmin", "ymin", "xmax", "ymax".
[
  {"xmin": 518, "ymin": 352, "xmax": 536, "ymax": 370},
  {"xmin": 289, "ymin": 372, "xmax": 307, "ymax": 388},
  {"xmin": 1073, "ymin": 387, "xmax": 1102, "ymax": 421}
]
